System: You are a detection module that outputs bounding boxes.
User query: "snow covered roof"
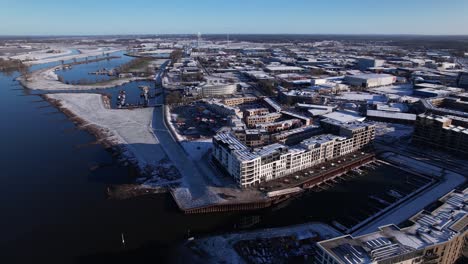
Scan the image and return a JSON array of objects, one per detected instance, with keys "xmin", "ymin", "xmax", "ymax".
[
  {"xmin": 367, "ymin": 110, "xmax": 416, "ymax": 121},
  {"xmin": 321, "ymin": 110, "xmax": 366, "ymax": 123},
  {"xmin": 318, "ymin": 188, "xmax": 468, "ymax": 264}
]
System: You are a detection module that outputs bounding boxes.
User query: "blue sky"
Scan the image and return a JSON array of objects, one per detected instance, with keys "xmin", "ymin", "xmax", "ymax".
[{"xmin": 1, "ymin": 0, "xmax": 468, "ymax": 35}]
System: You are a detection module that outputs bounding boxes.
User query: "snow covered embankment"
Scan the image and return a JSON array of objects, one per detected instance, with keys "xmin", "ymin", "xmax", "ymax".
[
  {"xmin": 19, "ymin": 66, "xmax": 147, "ymax": 91},
  {"xmin": 45, "ymin": 93, "xmax": 166, "ymax": 172}
]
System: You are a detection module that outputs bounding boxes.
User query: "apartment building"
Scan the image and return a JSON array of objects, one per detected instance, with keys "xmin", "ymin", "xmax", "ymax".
[
  {"xmin": 412, "ymin": 114, "xmax": 468, "ymax": 156},
  {"xmin": 320, "ymin": 118, "xmax": 376, "ymax": 150},
  {"xmin": 244, "ymin": 107, "xmax": 270, "ymax": 117},
  {"xmin": 212, "ymin": 121, "xmax": 375, "ymax": 188},
  {"xmin": 255, "ymin": 118, "xmax": 302, "ymax": 133},
  {"xmin": 245, "ymin": 112, "xmax": 282, "ymax": 128},
  {"xmin": 233, "ymin": 128, "xmax": 270, "ymax": 147},
  {"xmin": 316, "ymin": 188, "xmax": 468, "ymax": 264},
  {"xmin": 223, "ymin": 96, "xmax": 257, "ymax": 106}
]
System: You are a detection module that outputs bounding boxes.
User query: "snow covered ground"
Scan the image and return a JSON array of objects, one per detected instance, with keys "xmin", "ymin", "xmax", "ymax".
[
  {"xmin": 13, "ymin": 46, "xmax": 124, "ymax": 65},
  {"xmin": 371, "ymin": 121, "xmax": 414, "ymax": 144},
  {"xmin": 181, "ymin": 139, "xmax": 213, "ymax": 161},
  {"xmin": 353, "ymin": 152, "xmax": 466, "ymax": 235},
  {"xmin": 188, "ymin": 222, "xmax": 342, "ymax": 264},
  {"xmin": 334, "ymin": 92, "xmax": 387, "ymax": 102},
  {"xmin": 10, "ymin": 48, "xmax": 74, "ymax": 61},
  {"xmin": 164, "ymin": 105, "xmax": 186, "ymax": 141},
  {"xmin": 19, "ymin": 65, "xmax": 147, "ymax": 91},
  {"xmin": 369, "ymin": 83, "xmax": 414, "ymax": 96},
  {"xmin": 45, "ymin": 93, "xmax": 166, "ymax": 171}
]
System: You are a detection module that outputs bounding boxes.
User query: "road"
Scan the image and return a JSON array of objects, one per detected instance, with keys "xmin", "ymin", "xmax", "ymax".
[{"xmin": 150, "ymin": 61, "xmax": 221, "ymax": 207}]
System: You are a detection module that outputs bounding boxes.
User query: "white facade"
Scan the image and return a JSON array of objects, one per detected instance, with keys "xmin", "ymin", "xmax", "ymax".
[
  {"xmin": 213, "ymin": 122, "xmax": 374, "ymax": 188},
  {"xmin": 201, "ymin": 83, "xmax": 237, "ymax": 97},
  {"xmin": 345, "ymin": 74, "xmax": 396, "ymax": 88}
]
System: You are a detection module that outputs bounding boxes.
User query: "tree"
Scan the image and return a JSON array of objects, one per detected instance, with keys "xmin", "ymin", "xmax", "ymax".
[
  {"xmin": 170, "ymin": 49, "xmax": 183, "ymax": 63},
  {"xmin": 165, "ymin": 91, "xmax": 182, "ymax": 105},
  {"xmin": 257, "ymin": 80, "xmax": 276, "ymax": 96},
  {"xmin": 18, "ymin": 65, "xmax": 31, "ymax": 82}
]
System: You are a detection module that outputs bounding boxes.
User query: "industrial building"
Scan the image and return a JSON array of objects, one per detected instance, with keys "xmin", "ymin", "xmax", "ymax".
[
  {"xmin": 278, "ymin": 89, "xmax": 320, "ymax": 104},
  {"xmin": 357, "ymin": 58, "xmax": 385, "ymax": 71},
  {"xmin": 265, "ymin": 65, "xmax": 305, "ymax": 74},
  {"xmin": 412, "ymin": 114, "xmax": 468, "ymax": 156},
  {"xmin": 344, "ymin": 74, "xmax": 396, "ymax": 88},
  {"xmin": 212, "ymin": 121, "xmax": 375, "ymax": 188},
  {"xmin": 316, "ymin": 188, "xmax": 468, "ymax": 264}
]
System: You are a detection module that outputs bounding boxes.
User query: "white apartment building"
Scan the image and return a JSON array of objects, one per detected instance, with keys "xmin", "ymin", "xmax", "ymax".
[{"xmin": 213, "ymin": 121, "xmax": 374, "ymax": 188}]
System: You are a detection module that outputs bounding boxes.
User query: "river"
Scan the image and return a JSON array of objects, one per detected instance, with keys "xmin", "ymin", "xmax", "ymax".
[{"xmin": 0, "ymin": 53, "xmax": 427, "ymax": 263}]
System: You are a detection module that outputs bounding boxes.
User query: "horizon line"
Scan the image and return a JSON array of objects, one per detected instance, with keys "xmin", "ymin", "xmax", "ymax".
[{"xmin": 2, "ymin": 33, "xmax": 468, "ymax": 37}]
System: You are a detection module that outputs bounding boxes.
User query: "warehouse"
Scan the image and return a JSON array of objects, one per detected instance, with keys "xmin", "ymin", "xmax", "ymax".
[{"xmin": 344, "ymin": 73, "xmax": 396, "ymax": 88}]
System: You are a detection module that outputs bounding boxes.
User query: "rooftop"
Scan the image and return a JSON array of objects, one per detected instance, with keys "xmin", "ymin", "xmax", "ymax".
[
  {"xmin": 318, "ymin": 188, "xmax": 468, "ymax": 264},
  {"xmin": 321, "ymin": 110, "xmax": 366, "ymax": 123}
]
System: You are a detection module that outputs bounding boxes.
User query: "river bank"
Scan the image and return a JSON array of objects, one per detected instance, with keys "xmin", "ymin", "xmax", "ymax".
[
  {"xmin": 43, "ymin": 93, "xmax": 167, "ymax": 173},
  {"xmin": 19, "ymin": 47, "xmax": 124, "ymax": 65},
  {"xmin": 19, "ymin": 65, "xmax": 149, "ymax": 91}
]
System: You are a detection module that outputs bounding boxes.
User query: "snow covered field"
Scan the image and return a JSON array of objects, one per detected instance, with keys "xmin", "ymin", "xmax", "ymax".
[
  {"xmin": 12, "ymin": 46, "xmax": 124, "ymax": 65},
  {"xmin": 372, "ymin": 121, "xmax": 414, "ymax": 144},
  {"xmin": 188, "ymin": 222, "xmax": 342, "ymax": 264},
  {"xmin": 181, "ymin": 139, "xmax": 212, "ymax": 161},
  {"xmin": 10, "ymin": 48, "xmax": 74, "ymax": 61},
  {"xmin": 19, "ymin": 65, "xmax": 147, "ymax": 91},
  {"xmin": 369, "ymin": 83, "xmax": 414, "ymax": 96},
  {"xmin": 45, "ymin": 93, "xmax": 166, "ymax": 171}
]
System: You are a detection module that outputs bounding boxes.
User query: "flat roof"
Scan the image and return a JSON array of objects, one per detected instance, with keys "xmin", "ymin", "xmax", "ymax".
[
  {"xmin": 367, "ymin": 110, "xmax": 416, "ymax": 121},
  {"xmin": 318, "ymin": 188, "xmax": 468, "ymax": 264},
  {"xmin": 321, "ymin": 110, "xmax": 365, "ymax": 123}
]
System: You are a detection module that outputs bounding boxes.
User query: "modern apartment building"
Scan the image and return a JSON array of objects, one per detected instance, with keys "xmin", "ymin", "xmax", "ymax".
[
  {"xmin": 212, "ymin": 121, "xmax": 375, "ymax": 188},
  {"xmin": 316, "ymin": 188, "xmax": 468, "ymax": 264},
  {"xmin": 245, "ymin": 112, "xmax": 282, "ymax": 128},
  {"xmin": 223, "ymin": 96, "xmax": 257, "ymax": 106},
  {"xmin": 320, "ymin": 118, "xmax": 376, "ymax": 150},
  {"xmin": 255, "ymin": 118, "xmax": 302, "ymax": 133},
  {"xmin": 412, "ymin": 114, "xmax": 468, "ymax": 156},
  {"xmin": 233, "ymin": 128, "xmax": 270, "ymax": 147}
]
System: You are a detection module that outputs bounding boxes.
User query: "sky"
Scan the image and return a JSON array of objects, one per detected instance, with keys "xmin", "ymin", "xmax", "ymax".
[{"xmin": 1, "ymin": 0, "xmax": 468, "ymax": 35}]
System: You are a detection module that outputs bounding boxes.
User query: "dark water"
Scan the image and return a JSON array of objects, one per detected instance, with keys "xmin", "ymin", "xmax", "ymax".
[
  {"xmin": 55, "ymin": 51, "xmax": 134, "ymax": 83},
  {"xmin": 0, "ymin": 56, "xmax": 428, "ymax": 263}
]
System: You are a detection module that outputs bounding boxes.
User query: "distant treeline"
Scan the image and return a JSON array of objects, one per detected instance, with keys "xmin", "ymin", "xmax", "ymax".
[
  {"xmin": 0, "ymin": 58, "xmax": 29, "ymax": 76},
  {"xmin": 389, "ymin": 39, "xmax": 468, "ymax": 53}
]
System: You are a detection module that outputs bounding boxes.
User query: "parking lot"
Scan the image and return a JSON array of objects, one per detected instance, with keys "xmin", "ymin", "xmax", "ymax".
[
  {"xmin": 171, "ymin": 102, "xmax": 229, "ymax": 139},
  {"xmin": 257, "ymin": 151, "xmax": 374, "ymax": 192}
]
